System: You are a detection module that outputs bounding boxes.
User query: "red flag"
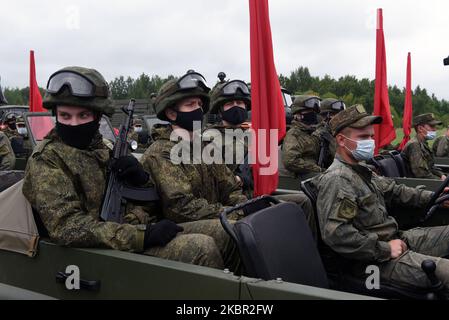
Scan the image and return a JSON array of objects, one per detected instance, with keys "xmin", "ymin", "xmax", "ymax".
[
  {"xmin": 249, "ymin": 0, "xmax": 286, "ymax": 196},
  {"xmin": 29, "ymin": 50, "xmax": 44, "ymax": 112},
  {"xmin": 398, "ymin": 53, "xmax": 413, "ymax": 151},
  {"xmin": 29, "ymin": 50, "xmax": 53, "ymax": 140},
  {"xmin": 373, "ymin": 9, "xmax": 396, "ymax": 154}
]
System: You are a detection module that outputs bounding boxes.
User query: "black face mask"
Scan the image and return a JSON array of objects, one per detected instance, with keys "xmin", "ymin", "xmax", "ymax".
[
  {"xmin": 221, "ymin": 106, "xmax": 247, "ymax": 125},
  {"xmin": 301, "ymin": 112, "xmax": 318, "ymax": 125},
  {"xmin": 56, "ymin": 120, "xmax": 100, "ymax": 150},
  {"xmin": 7, "ymin": 123, "xmax": 16, "ymax": 130},
  {"xmin": 174, "ymin": 108, "xmax": 203, "ymax": 131}
]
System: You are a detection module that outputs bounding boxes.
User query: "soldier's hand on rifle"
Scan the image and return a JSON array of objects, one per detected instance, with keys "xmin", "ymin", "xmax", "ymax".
[
  {"xmin": 111, "ymin": 155, "xmax": 149, "ymax": 186},
  {"xmin": 144, "ymin": 219, "xmax": 184, "ymax": 248}
]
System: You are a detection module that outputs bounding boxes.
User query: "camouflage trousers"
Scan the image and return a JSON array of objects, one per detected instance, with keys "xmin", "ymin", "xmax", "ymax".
[
  {"xmin": 144, "ymin": 219, "xmax": 239, "ymax": 270},
  {"xmin": 274, "ymin": 192, "xmax": 317, "ymax": 242},
  {"xmin": 379, "ymin": 225, "xmax": 449, "ymax": 293}
]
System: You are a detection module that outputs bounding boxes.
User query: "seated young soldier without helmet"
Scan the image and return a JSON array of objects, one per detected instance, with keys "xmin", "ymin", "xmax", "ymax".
[{"xmin": 315, "ymin": 104, "xmax": 449, "ymax": 294}]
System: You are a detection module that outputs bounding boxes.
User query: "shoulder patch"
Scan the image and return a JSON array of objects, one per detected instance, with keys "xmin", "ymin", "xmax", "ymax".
[{"xmin": 337, "ymin": 197, "xmax": 358, "ymax": 220}]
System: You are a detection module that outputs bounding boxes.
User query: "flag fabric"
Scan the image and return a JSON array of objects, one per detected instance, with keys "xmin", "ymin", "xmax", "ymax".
[
  {"xmin": 373, "ymin": 8, "xmax": 396, "ymax": 154},
  {"xmin": 29, "ymin": 50, "xmax": 44, "ymax": 112},
  {"xmin": 249, "ymin": 0, "xmax": 286, "ymax": 196},
  {"xmin": 29, "ymin": 50, "xmax": 53, "ymax": 140},
  {"xmin": 398, "ymin": 53, "xmax": 413, "ymax": 151}
]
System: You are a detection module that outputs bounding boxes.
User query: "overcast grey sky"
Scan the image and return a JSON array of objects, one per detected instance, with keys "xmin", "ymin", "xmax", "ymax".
[{"xmin": 1, "ymin": 0, "xmax": 448, "ymax": 100}]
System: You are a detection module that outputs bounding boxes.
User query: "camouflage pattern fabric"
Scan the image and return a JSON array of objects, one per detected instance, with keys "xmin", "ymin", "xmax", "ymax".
[
  {"xmin": 128, "ymin": 130, "xmax": 150, "ymax": 150},
  {"xmin": 312, "ymin": 122, "xmax": 336, "ymax": 169},
  {"xmin": 2, "ymin": 127, "xmax": 18, "ymax": 140},
  {"xmin": 379, "ymin": 226, "xmax": 449, "ymax": 293},
  {"xmin": 140, "ymin": 125, "xmax": 248, "ymax": 223},
  {"xmin": 281, "ymin": 120, "xmax": 323, "ymax": 178},
  {"xmin": 22, "ymin": 127, "xmax": 228, "ymax": 268},
  {"xmin": 316, "ymin": 156, "xmax": 449, "ymax": 293},
  {"xmin": 316, "ymin": 156, "xmax": 432, "ymax": 262},
  {"xmin": 23, "ymin": 129, "xmax": 150, "ymax": 252},
  {"xmin": 433, "ymin": 136, "xmax": 449, "ymax": 157},
  {"xmin": 0, "ymin": 131, "xmax": 15, "ymax": 170},
  {"xmin": 145, "ymin": 219, "xmax": 239, "ymax": 270},
  {"xmin": 401, "ymin": 137, "xmax": 444, "ymax": 179},
  {"xmin": 203, "ymin": 124, "xmax": 252, "ymax": 197}
]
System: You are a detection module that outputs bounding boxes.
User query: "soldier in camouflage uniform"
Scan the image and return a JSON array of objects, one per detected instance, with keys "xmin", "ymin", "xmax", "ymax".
[
  {"xmin": 315, "ymin": 104, "xmax": 449, "ymax": 293},
  {"xmin": 313, "ymin": 98, "xmax": 346, "ymax": 169},
  {"xmin": 22, "ymin": 66, "xmax": 229, "ymax": 269},
  {"xmin": 128, "ymin": 117, "xmax": 150, "ymax": 150},
  {"xmin": 205, "ymin": 78, "xmax": 252, "ymax": 196},
  {"xmin": 204, "ymin": 79, "xmax": 316, "ymax": 236},
  {"xmin": 432, "ymin": 125, "xmax": 449, "ymax": 157},
  {"xmin": 2, "ymin": 113, "xmax": 19, "ymax": 140},
  {"xmin": 141, "ymin": 71, "xmax": 248, "ymax": 224},
  {"xmin": 0, "ymin": 131, "xmax": 15, "ymax": 170},
  {"xmin": 401, "ymin": 113, "xmax": 445, "ymax": 180},
  {"xmin": 282, "ymin": 95, "xmax": 330, "ymax": 180}
]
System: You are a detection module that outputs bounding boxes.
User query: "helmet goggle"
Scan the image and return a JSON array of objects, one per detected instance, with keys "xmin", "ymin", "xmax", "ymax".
[
  {"xmin": 330, "ymin": 101, "xmax": 346, "ymax": 112},
  {"xmin": 177, "ymin": 72, "xmax": 210, "ymax": 92},
  {"xmin": 303, "ymin": 98, "xmax": 321, "ymax": 112},
  {"xmin": 221, "ymin": 80, "xmax": 250, "ymax": 96},
  {"xmin": 46, "ymin": 71, "xmax": 109, "ymax": 98}
]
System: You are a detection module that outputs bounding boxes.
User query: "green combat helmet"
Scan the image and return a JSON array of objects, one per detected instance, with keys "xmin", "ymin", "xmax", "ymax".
[
  {"xmin": 320, "ymin": 98, "xmax": 346, "ymax": 115},
  {"xmin": 209, "ymin": 77, "xmax": 251, "ymax": 114},
  {"xmin": 291, "ymin": 95, "xmax": 321, "ymax": 115},
  {"xmin": 154, "ymin": 71, "xmax": 211, "ymax": 121},
  {"xmin": 43, "ymin": 66, "xmax": 114, "ymax": 117}
]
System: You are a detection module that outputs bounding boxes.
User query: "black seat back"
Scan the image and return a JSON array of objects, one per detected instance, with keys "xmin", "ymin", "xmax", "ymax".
[
  {"xmin": 389, "ymin": 150, "xmax": 407, "ymax": 177},
  {"xmin": 370, "ymin": 155, "xmax": 402, "ymax": 177},
  {"xmin": 220, "ymin": 197, "xmax": 329, "ymax": 289}
]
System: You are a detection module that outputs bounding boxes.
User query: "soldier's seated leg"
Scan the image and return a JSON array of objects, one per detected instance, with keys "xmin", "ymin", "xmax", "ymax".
[
  {"xmin": 179, "ymin": 219, "xmax": 240, "ymax": 272},
  {"xmin": 379, "ymin": 251, "xmax": 449, "ymax": 294},
  {"xmin": 379, "ymin": 225, "xmax": 449, "ymax": 294},
  {"xmin": 273, "ymin": 192, "xmax": 317, "ymax": 241},
  {"xmin": 144, "ymin": 233, "xmax": 224, "ymax": 269}
]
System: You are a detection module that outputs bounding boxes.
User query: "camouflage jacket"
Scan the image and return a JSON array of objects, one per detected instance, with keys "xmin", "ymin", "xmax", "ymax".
[
  {"xmin": 432, "ymin": 136, "xmax": 449, "ymax": 157},
  {"xmin": 312, "ymin": 121, "xmax": 336, "ymax": 169},
  {"xmin": 281, "ymin": 120, "xmax": 322, "ymax": 177},
  {"xmin": 315, "ymin": 156, "xmax": 433, "ymax": 263},
  {"xmin": 2, "ymin": 127, "xmax": 18, "ymax": 140},
  {"xmin": 401, "ymin": 137, "xmax": 444, "ymax": 179},
  {"xmin": 22, "ymin": 129, "xmax": 154, "ymax": 252},
  {"xmin": 203, "ymin": 123, "xmax": 253, "ymax": 197},
  {"xmin": 0, "ymin": 131, "xmax": 15, "ymax": 170},
  {"xmin": 128, "ymin": 130, "xmax": 150, "ymax": 150},
  {"xmin": 140, "ymin": 125, "xmax": 247, "ymax": 223}
]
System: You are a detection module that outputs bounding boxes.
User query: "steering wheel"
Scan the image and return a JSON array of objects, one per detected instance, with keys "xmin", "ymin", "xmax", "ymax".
[{"xmin": 422, "ymin": 175, "xmax": 449, "ymax": 223}]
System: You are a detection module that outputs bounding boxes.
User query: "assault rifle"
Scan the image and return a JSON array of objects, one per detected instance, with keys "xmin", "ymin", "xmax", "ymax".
[{"xmin": 100, "ymin": 99, "xmax": 159, "ymax": 223}]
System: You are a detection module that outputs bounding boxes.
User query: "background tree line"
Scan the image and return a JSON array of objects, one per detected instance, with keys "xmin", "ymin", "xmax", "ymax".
[
  {"xmin": 3, "ymin": 67, "xmax": 448, "ymax": 127},
  {"xmin": 279, "ymin": 67, "xmax": 449, "ymax": 127}
]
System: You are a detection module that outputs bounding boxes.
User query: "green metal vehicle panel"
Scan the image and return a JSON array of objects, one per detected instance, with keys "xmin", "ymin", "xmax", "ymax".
[{"xmin": 0, "ymin": 240, "xmax": 372, "ymax": 300}]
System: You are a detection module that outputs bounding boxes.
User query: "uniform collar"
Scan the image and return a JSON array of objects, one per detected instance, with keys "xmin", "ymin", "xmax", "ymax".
[{"xmin": 335, "ymin": 154, "xmax": 373, "ymax": 181}]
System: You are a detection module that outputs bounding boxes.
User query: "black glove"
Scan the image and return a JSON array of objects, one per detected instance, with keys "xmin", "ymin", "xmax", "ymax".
[
  {"xmin": 144, "ymin": 219, "xmax": 184, "ymax": 248},
  {"xmin": 111, "ymin": 155, "xmax": 149, "ymax": 186}
]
